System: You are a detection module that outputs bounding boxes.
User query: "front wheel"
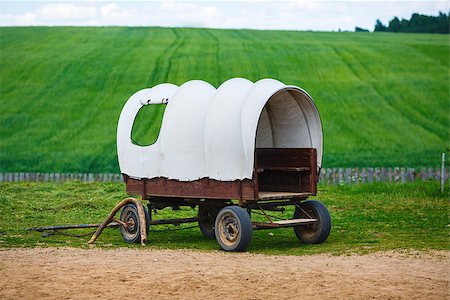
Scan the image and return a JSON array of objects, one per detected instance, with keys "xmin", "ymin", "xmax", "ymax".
[
  {"xmin": 215, "ymin": 206, "xmax": 253, "ymax": 252},
  {"xmin": 293, "ymin": 200, "xmax": 331, "ymax": 244},
  {"xmin": 119, "ymin": 203, "xmax": 151, "ymax": 244}
]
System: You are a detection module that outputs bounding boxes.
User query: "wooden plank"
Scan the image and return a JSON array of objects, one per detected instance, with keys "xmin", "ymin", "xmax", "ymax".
[
  {"xmin": 408, "ymin": 168, "xmax": 415, "ymax": 182},
  {"xmin": 368, "ymin": 168, "xmax": 373, "ymax": 183},
  {"xmin": 256, "ymin": 148, "xmax": 314, "ymax": 169},
  {"xmin": 354, "ymin": 167, "xmax": 359, "ymax": 185},
  {"xmin": 338, "ymin": 168, "xmax": 343, "ymax": 185},
  {"xmin": 375, "ymin": 168, "xmax": 380, "ymax": 182},
  {"xmin": 393, "ymin": 168, "xmax": 399, "ymax": 183},
  {"xmin": 331, "ymin": 168, "xmax": 336, "ymax": 186},
  {"xmin": 272, "ymin": 218, "xmax": 318, "ymax": 225},
  {"xmin": 345, "ymin": 168, "xmax": 351, "ymax": 185},
  {"xmin": 319, "ymin": 168, "xmax": 325, "ymax": 184},
  {"xmin": 419, "ymin": 168, "xmax": 426, "ymax": 181},
  {"xmin": 257, "ymin": 167, "xmax": 310, "ymax": 172},
  {"xmin": 309, "ymin": 148, "xmax": 317, "ymax": 194},
  {"xmin": 258, "ymin": 191, "xmax": 311, "ymax": 200},
  {"xmin": 361, "ymin": 168, "xmax": 366, "ymax": 184},
  {"xmin": 326, "ymin": 168, "xmax": 332, "ymax": 185},
  {"xmin": 258, "ymin": 170, "xmax": 301, "ymax": 192},
  {"xmin": 428, "ymin": 168, "xmax": 434, "ymax": 181}
]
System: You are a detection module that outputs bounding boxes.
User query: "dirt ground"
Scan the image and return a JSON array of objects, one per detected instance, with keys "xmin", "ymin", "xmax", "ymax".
[{"xmin": 0, "ymin": 248, "xmax": 448, "ymax": 300}]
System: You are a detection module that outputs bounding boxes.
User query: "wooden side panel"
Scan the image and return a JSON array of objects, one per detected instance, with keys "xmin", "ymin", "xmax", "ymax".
[
  {"xmin": 258, "ymin": 170, "xmax": 301, "ymax": 192},
  {"xmin": 124, "ymin": 148, "xmax": 318, "ymax": 202},
  {"xmin": 124, "ymin": 175, "xmax": 256, "ymax": 202},
  {"xmin": 256, "ymin": 148, "xmax": 313, "ymax": 169},
  {"xmin": 256, "ymin": 148, "xmax": 317, "ymax": 195}
]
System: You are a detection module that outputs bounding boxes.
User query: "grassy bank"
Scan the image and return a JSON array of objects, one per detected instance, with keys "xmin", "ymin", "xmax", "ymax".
[
  {"xmin": 1, "ymin": 27, "xmax": 449, "ymax": 172},
  {"xmin": 0, "ymin": 181, "xmax": 447, "ymax": 255}
]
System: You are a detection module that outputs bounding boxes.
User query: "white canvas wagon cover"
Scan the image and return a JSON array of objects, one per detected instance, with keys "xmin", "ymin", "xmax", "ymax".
[{"xmin": 117, "ymin": 78, "xmax": 323, "ymax": 181}]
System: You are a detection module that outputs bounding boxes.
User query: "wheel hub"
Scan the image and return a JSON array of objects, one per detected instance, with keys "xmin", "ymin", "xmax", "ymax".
[
  {"xmin": 222, "ymin": 217, "xmax": 239, "ymax": 243},
  {"xmin": 126, "ymin": 218, "xmax": 136, "ymax": 232}
]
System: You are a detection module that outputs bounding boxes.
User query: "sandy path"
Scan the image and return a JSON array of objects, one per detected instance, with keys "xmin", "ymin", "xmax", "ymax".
[{"xmin": 0, "ymin": 248, "xmax": 448, "ymax": 299}]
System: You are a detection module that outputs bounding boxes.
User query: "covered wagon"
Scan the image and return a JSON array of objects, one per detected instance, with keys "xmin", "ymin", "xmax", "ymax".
[{"xmin": 117, "ymin": 78, "xmax": 331, "ymax": 251}]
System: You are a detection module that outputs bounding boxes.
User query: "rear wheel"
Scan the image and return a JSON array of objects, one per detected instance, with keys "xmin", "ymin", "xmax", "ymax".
[
  {"xmin": 293, "ymin": 200, "xmax": 331, "ymax": 244},
  {"xmin": 198, "ymin": 204, "xmax": 220, "ymax": 239},
  {"xmin": 119, "ymin": 203, "xmax": 151, "ymax": 243},
  {"xmin": 215, "ymin": 206, "xmax": 253, "ymax": 252}
]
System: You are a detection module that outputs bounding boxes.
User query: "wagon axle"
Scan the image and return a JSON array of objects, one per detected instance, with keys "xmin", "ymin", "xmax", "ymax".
[{"xmin": 27, "ymin": 197, "xmax": 330, "ymax": 252}]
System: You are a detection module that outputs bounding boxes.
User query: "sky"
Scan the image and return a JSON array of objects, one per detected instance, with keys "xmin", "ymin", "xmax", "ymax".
[{"xmin": 0, "ymin": 1, "xmax": 448, "ymax": 31}]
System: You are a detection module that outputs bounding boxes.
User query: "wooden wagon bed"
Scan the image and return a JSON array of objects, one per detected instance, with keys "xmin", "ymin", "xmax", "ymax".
[{"xmin": 124, "ymin": 148, "xmax": 318, "ymax": 205}]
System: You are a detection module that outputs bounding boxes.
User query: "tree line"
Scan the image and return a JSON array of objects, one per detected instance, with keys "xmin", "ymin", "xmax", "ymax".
[{"xmin": 373, "ymin": 12, "xmax": 449, "ymax": 33}]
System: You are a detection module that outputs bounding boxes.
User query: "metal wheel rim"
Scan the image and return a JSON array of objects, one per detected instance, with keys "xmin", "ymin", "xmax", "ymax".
[
  {"xmin": 121, "ymin": 207, "xmax": 139, "ymax": 240},
  {"xmin": 297, "ymin": 207, "xmax": 319, "ymax": 240},
  {"xmin": 218, "ymin": 212, "xmax": 241, "ymax": 247}
]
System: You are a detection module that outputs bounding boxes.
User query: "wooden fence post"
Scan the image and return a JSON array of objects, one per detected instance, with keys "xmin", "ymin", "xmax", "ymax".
[
  {"xmin": 373, "ymin": 168, "xmax": 378, "ymax": 182},
  {"xmin": 420, "ymin": 168, "xmax": 426, "ymax": 181},
  {"xmin": 345, "ymin": 168, "xmax": 351, "ymax": 185},
  {"xmin": 368, "ymin": 168, "xmax": 373, "ymax": 183},
  {"xmin": 428, "ymin": 168, "xmax": 434, "ymax": 181},
  {"xmin": 408, "ymin": 168, "xmax": 415, "ymax": 182},
  {"xmin": 325, "ymin": 168, "xmax": 331, "ymax": 185}
]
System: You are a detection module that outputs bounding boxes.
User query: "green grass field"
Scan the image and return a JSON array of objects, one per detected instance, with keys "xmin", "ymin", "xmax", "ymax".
[
  {"xmin": 1, "ymin": 27, "xmax": 449, "ymax": 173},
  {"xmin": 0, "ymin": 181, "xmax": 447, "ymax": 255}
]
